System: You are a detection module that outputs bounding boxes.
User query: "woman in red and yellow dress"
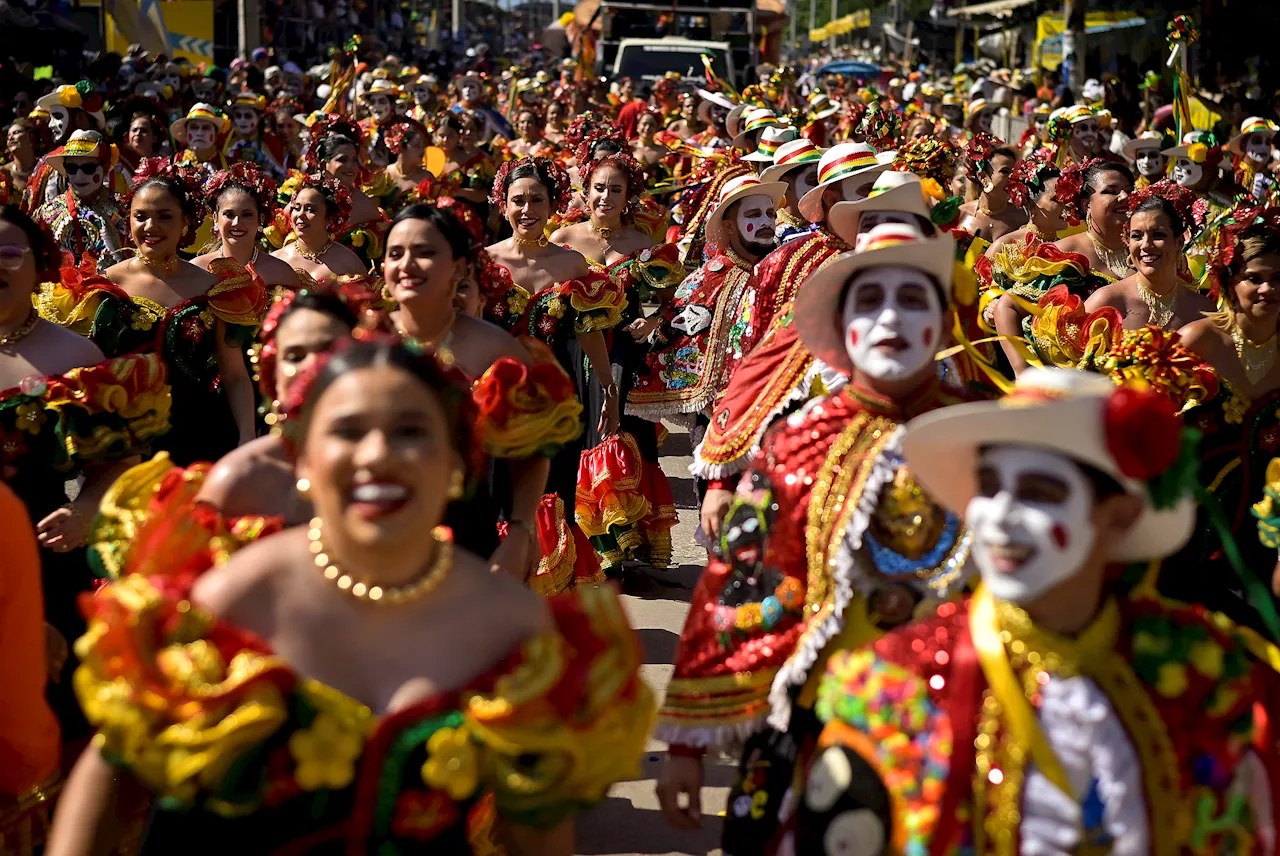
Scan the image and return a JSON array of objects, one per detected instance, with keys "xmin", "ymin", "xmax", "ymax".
[
  {"xmin": 484, "ymin": 156, "xmax": 627, "ymax": 581},
  {"xmin": 431, "ymin": 112, "xmax": 495, "ymax": 207},
  {"xmin": 384, "ymin": 199, "xmax": 585, "ymax": 593},
  {"xmin": 46, "ymin": 337, "xmax": 654, "ymax": 856},
  {"xmin": 193, "ymin": 163, "xmax": 301, "ymax": 291},
  {"xmin": 374, "ymin": 118, "xmax": 433, "ymax": 213},
  {"xmin": 550, "ymin": 148, "xmax": 682, "ymax": 571},
  {"xmin": 271, "ymin": 174, "xmax": 370, "ymax": 282}
]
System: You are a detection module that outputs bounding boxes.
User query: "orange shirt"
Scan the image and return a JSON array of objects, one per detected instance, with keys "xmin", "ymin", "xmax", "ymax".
[{"xmin": 0, "ymin": 482, "xmax": 59, "ymax": 795}]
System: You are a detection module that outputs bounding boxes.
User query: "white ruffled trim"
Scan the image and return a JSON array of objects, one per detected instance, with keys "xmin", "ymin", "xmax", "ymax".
[
  {"xmin": 687, "ymin": 359, "xmax": 848, "ymax": 481},
  {"xmin": 766, "ymin": 426, "xmax": 904, "ymax": 733},
  {"xmin": 625, "ymin": 397, "xmax": 713, "ymax": 421},
  {"xmin": 651, "ymin": 718, "xmax": 757, "ymax": 754}
]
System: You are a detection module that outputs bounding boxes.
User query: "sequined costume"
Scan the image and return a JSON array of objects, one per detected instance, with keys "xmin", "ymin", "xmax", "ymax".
[
  {"xmin": 791, "ymin": 587, "xmax": 1280, "ymax": 856},
  {"xmin": 34, "ymin": 190, "xmax": 128, "ymax": 270},
  {"xmin": 72, "ymin": 512, "xmax": 655, "ymax": 854},
  {"xmin": 35, "ymin": 258, "xmax": 269, "ymax": 466},
  {"xmin": 975, "ymin": 236, "xmax": 1113, "ymax": 343},
  {"xmin": 224, "ymin": 130, "xmax": 288, "ymax": 180}
]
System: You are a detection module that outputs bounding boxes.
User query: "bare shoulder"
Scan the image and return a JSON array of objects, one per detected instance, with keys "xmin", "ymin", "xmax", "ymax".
[
  {"xmin": 328, "ymin": 245, "xmax": 369, "ymax": 276},
  {"xmin": 453, "ymin": 548, "xmax": 554, "ymax": 638},
  {"xmin": 34, "ymin": 320, "xmax": 106, "ymax": 369},
  {"xmin": 192, "ymin": 527, "xmax": 301, "ymax": 622},
  {"xmin": 255, "ymin": 253, "xmax": 302, "ymax": 285},
  {"xmin": 1084, "ymin": 279, "xmax": 1126, "ymax": 311},
  {"xmin": 986, "ymin": 229, "xmax": 1021, "ymax": 257},
  {"xmin": 102, "ymin": 258, "xmax": 134, "ymax": 284},
  {"xmin": 196, "ymin": 436, "xmax": 279, "ymax": 511},
  {"xmin": 191, "ymin": 251, "xmax": 217, "ymax": 270},
  {"xmin": 549, "ymin": 243, "xmax": 591, "ymax": 278},
  {"xmin": 549, "ymin": 221, "xmax": 587, "ymax": 244},
  {"xmin": 457, "ymin": 314, "xmax": 531, "ymax": 364},
  {"xmin": 1053, "ymin": 232, "xmax": 1089, "ymax": 254},
  {"xmin": 958, "ymin": 199, "xmax": 978, "ymax": 216},
  {"xmin": 1176, "ymin": 318, "xmax": 1221, "ymax": 356}
]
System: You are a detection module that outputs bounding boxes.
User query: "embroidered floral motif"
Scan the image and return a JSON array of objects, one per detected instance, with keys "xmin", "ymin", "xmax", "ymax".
[
  {"xmin": 288, "ymin": 712, "xmax": 365, "ymax": 790},
  {"xmin": 421, "ymin": 726, "xmax": 480, "ymax": 800},
  {"xmin": 14, "ymin": 402, "xmax": 46, "ymax": 434}
]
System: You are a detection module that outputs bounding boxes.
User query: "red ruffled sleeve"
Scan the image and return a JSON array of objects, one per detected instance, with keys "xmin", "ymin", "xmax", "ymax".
[
  {"xmin": 559, "ymin": 271, "xmax": 627, "ymax": 334},
  {"xmin": 471, "ymin": 340, "xmax": 583, "ymax": 459},
  {"xmin": 205, "ymin": 257, "xmax": 271, "ymax": 330}
]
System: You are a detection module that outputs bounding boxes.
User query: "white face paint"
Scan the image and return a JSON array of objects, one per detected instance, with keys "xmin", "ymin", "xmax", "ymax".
[
  {"xmin": 413, "ymin": 85, "xmax": 431, "ymax": 104},
  {"xmin": 459, "ymin": 82, "xmax": 480, "ymax": 104},
  {"xmin": 841, "ymin": 265, "xmax": 943, "ymax": 381},
  {"xmin": 369, "ymin": 94, "xmax": 393, "ymax": 121},
  {"xmin": 162, "ymin": 73, "xmax": 181, "ymax": 92},
  {"xmin": 838, "ymin": 172, "xmax": 876, "ymax": 203},
  {"xmin": 977, "ymin": 111, "xmax": 992, "ymax": 134},
  {"xmin": 1245, "ymin": 132, "xmax": 1274, "ymax": 165},
  {"xmin": 735, "ymin": 193, "xmax": 777, "ymax": 245},
  {"xmin": 966, "ymin": 446, "xmax": 1096, "ymax": 604},
  {"xmin": 1135, "ymin": 149, "xmax": 1165, "ymax": 178},
  {"xmin": 64, "ymin": 158, "xmax": 103, "ymax": 198},
  {"xmin": 48, "ymin": 107, "xmax": 68, "ymax": 141},
  {"xmin": 1171, "ymin": 157, "xmax": 1203, "ymax": 188},
  {"xmin": 192, "ymin": 80, "xmax": 217, "ymax": 101},
  {"xmin": 792, "ymin": 165, "xmax": 819, "ymax": 206},
  {"xmin": 1071, "ymin": 119, "xmax": 1099, "ymax": 154},
  {"xmin": 185, "ymin": 120, "xmax": 218, "ymax": 152},
  {"xmin": 232, "ymin": 107, "xmax": 259, "ymax": 136}
]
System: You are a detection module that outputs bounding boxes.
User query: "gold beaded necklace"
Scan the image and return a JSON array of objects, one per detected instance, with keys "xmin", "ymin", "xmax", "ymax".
[
  {"xmin": 1135, "ymin": 277, "xmax": 1178, "ymax": 328},
  {"xmin": 1231, "ymin": 325, "xmax": 1278, "ymax": 385},
  {"xmin": 296, "ymin": 239, "xmax": 333, "ymax": 263},
  {"xmin": 0, "ymin": 311, "xmax": 40, "ymax": 348},
  {"xmin": 512, "ymin": 233, "xmax": 549, "ymax": 249},
  {"xmin": 308, "ymin": 518, "xmax": 453, "ymax": 604},
  {"xmin": 137, "ymin": 251, "xmax": 180, "ymax": 275}
]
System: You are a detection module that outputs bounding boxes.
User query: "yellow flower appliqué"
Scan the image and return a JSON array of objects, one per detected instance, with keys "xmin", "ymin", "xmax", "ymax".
[
  {"xmin": 289, "ymin": 713, "xmax": 365, "ymax": 790},
  {"xmin": 1188, "ymin": 640, "xmax": 1224, "ymax": 679},
  {"xmin": 1186, "ymin": 142, "xmax": 1208, "ymax": 164},
  {"xmin": 14, "ymin": 402, "xmax": 46, "ymax": 434},
  {"xmin": 421, "ymin": 726, "xmax": 480, "ymax": 800},
  {"xmin": 507, "ymin": 291, "xmax": 529, "ymax": 317},
  {"xmin": 547, "ymin": 298, "xmax": 565, "ymax": 319},
  {"xmin": 1155, "ymin": 662, "xmax": 1189, "ymax": 698}
]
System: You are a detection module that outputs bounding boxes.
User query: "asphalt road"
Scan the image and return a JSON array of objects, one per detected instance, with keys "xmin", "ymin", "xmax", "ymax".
[{"xmin": 575, "ymin": 424, "xmax": 733, "ymax": 856}]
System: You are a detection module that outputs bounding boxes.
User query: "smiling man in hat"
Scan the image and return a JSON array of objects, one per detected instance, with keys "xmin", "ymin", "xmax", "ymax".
[
  {"xmin": 34, "ymin": 130, "xmax": 126, "ymax": 269},
  {"xmin": 785, "ymin": 367, "xmax": 1280, "ymax": 856},
  {"xmin": 22, "ymin": 82, "xmax": 109, "ymax": 212},
  {"xmin": 172, "ymin": 103, "xmax": 231, "ymax": 175},
  {"xmin": 656, "ymin": 223, "xmax": 975, "ymax": 854},
  {"xmin": 629, "ymin": 173, "xmax": 786, "ymax": 425},
  {"xmin": 694, "ymin": 88, "xmax": 736, "ymax": 150}
]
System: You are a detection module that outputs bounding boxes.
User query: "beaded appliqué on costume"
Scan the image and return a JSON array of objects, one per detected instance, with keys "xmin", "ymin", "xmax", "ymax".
[{"xmin": 1230, "ymin": 325, "xmax": 1277, "ymax": 385}]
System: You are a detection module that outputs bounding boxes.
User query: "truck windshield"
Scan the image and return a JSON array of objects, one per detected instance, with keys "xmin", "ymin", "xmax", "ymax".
[{"xmin": 617, "ymin": 45, "xmax": 730, "ymax": 82}]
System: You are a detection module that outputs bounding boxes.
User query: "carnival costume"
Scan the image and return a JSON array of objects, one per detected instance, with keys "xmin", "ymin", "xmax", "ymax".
[
  {"xmin": 224, "ymin": 93, "xmax": 288, "ymax": 180},
  {"xmin": 792, "ymin": 369, "xmax": 1280, "ymax": 856}
]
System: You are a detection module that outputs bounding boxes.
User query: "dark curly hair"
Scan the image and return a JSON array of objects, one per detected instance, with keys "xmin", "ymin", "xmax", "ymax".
[
  {"xmin": 129, "ymin": 158, "xmax": 206, "ymax": 246},
  {"xmin": 288, "ymin": 174, "xmax": 353, "ymax": 235}
]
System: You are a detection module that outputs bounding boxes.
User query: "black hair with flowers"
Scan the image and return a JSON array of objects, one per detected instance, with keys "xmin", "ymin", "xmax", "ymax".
[
  {"xmin": 385, "ymin": 118, "xmax": 430, "ymax": 155},
  {"xmin": 129, "ymin": 157, "xmax": 206, "ymax": 245},
  {"xmin": 288, "ymin": 173, "xmax": 353, "ymax": 235},
  {"xmin": 205, "ymin": 162, "xmax": 279, "ymax": 222},
  {"xmin": 256, "ymin": 286, "xmax": 362, "ymax": 400},
  {"xmin": 1007, "ymin": 151, "xmax": 1061, "ymax": 209},
  {"xmin": 585, "ymin": 151, "xmax": 646, "ymax": 202},
  {"xmin": 490, "ymin": 156, "xmax": 572, "ymax": 213}
]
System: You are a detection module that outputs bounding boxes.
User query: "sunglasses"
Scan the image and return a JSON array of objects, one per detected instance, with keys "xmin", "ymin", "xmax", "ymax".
[
  {"xmin": 0, "ymin": 246, "xmax": 32, "ymax": 270},
  {"xmin": 63, "ymin": 162, "xmax": 101, "ymax": 177}
]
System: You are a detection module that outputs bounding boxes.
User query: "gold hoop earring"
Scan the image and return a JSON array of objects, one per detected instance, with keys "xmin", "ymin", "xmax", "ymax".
[
  {"xmin": 447, "ymin": 470, "xmax": 465, "ymax": 500},
  {"xmin": 296, "ymin": 477, "xmax": 311, "ymax": 496}
]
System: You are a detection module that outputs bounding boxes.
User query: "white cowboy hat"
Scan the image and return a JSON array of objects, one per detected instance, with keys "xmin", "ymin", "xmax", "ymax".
[
  {"xmin": 760, "ymin": 138, "xmax": 825, "ymax": 183},
  {"xmin": 1121, "ymin": 130, "xmax": 1167, "ymax": 161},
  {"xmin": 744, "ymin": 124, "xmax": 799, "ymax": 163},
  {"xmin": 1227, "ymin": 116, "xmax": 1279, "ymax": 157},
  {"xmin": 725, "ymin": 103, "xmax": 751, "ymax": 139},
  {"xmin": 827, "ymin": 171, "xmax": 935, "ymax": 246},
  {"xmin": 171, "ymin": 102, "xmax": 230, "ymax": 142},
  {"xmin": 732, "ymin": 107, "xmax": 781, "ymax": 150},
  {"xmin": 704, "ymin": 173, "xmax": 787, "ymax": 251},
  {"xmin": 35, "ymin": 84, "xmax": 105, "ymax": 129},
  {"xmin": 797, "ymin": 142, "xmax": 895, "ymax": 223},
  {"xmin": 695, "ymin": 88, "xmax": 736, "ymax": 124},
  {"xmin": 794, "ymin": 222, "xmax": 955, "ymax": 377},
  {"xmin": 901, "ymin": 367, "xmax": 1196, "ymax": 562}
]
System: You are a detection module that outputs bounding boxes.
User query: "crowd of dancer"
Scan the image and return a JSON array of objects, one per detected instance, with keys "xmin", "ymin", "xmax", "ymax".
[{"xmin": 3, "ymin": 20, "xmax": 1280, "ymax": 856}]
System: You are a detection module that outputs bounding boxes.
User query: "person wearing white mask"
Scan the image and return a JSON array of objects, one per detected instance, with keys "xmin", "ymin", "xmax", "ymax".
[
  {"xmin": 784, "ymin": 366, "xmax": 1280, "ymax": 856},
  {"xmin": 1227, "ymin": 116, "xmax": 1280, "ymax": 203},
  {"xmin": 759, "ymin": 137, "xmax": 823, "ymax": 242},
  {"xmin": 34, "ymin": 130, "xmax": 127, "ymax": 269},
  {"xmin": 1122, "ymin": 129, "xmax": 1170, "ymax": 189},
  {"xmin": 656, "ymin": 224, "xmax": 975, "ymax": 855}
]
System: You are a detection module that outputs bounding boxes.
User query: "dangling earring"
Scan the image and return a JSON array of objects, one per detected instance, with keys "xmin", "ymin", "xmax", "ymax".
[
  {"xmin": 447, "ymin": 470, "xmax": 465, "ymax": 500},
  {"xmin": 296, "ymin": 477, "xmax": 311, "ymax": 496}
]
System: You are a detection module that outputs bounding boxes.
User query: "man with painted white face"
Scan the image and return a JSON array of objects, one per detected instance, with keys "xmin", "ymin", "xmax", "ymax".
[
  {"xmin": 628, "ymin": 173, "xmax": 785, "ymax": 426},
  {"xmin": 657, "ymin": 224, "xmax": 974, "ymax": 855},
  {"xmin": 24, "ymin": 82, "xmax": 108, "ymax": 211},
  {"xmin": 359, "ymin": 79, "xmax": 402, "ymax": 166},
  {"xmin": 224, "ymin": 92, "xmax": 286, "ymax": 180},
  {"xmin": 785, "ymin": 367, "xmax": 1280, "ymax": 856},
  {"xmin": 759, "ymin": 138, "xmax": 823, "ymax": 243},
  {"xmin": 1227, "ymin": 117, "xmax": 1280, "ymax": 203},
  {"xmin": 1122, "ymin": 129, "xmax": 1171, "ymax": 189},
  {"xmin": 1163, "ymin": 130, "xmax": 1239, "ymax": 233},
  {"xmin": 449, "ymin": 71, "xmax": 512, "ymax": 145},
  {"xmin": 1052, "ymin": 104, "xmax": 1104, "ymax": 166},
  {"xmin": 690, "ymin": 142, "xmax": 896, "ymax": 538},
  {"xmin": 171, "ymin": 103, "xmax": 229, "ymax": 176},
  {"xmin": 34, "ymin": 131, "xmax": 126, "ymax": 269}
]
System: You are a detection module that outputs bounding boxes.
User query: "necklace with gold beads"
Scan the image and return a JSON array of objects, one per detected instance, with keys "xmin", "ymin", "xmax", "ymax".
[
  {"xmin": 296, "ymin": 239, "xmax": 333, "ymax": 263},
  {"xmin": 0, "ymin": 311, "xmax": 40, "ymax": 348},
  {"xmin": 137, "ymin": 250, "xmax": 180, "ymax": 275},
  {"xmin": 308, "ymin": 518, "xmax": 453, "ymax": 604},
  {"xmin": 1231, "ymin": 325, "xmax": 1278, "ymax": 385},
  {"xmin": 1136, "ymin": 277, "xmax": 1178, "ymax": 328}
]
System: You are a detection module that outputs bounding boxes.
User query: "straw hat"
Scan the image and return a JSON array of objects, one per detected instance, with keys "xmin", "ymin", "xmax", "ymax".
[
  {"xmin": 704, "ymin": 173, "xmax": 787, "ymax": 250},
  {"xmin": 901, "ymin": 367, "xmax": 1196, "ymax": 561},
  {"xmin": 797, "ymin": 143, "xmax": 895, "ymax": 223},
  {"xmin": 744, "ymin": 124, "xmax": 798, "ymax": 163},
  {"xmin": 171, "ymin": 102, "xmax": 230, "ymax": 142},
  {"xmin": 794, "ymin": 223, "xmax": 954, "ymax": 377},
  {"xmin": 760, "ymin": 138, "xmax": 825, "ymax": 183},
  {"xmin": 1121, "ymin": 129, "xmax": 1167, "ymax": 161},
  {"xmin": 1227, "ymin": 116, "xmax": 1279, "ymax": 157},
  {"xmin": 46, "ymin": 130, "xmax": 115, "ymax": 177},
  {"xmin": 732, "ymin": 108, "xmax": 781, "ymax": 150},
  {"xmin": 364, "ymin": 79, "xmax": 401, "ymax": 100},
  {"xmin": 231, "ymin": 92, "xmax": 268, "ymax": 112},
  {"xmin": 35, "ymin": 83, "xmax": 105, "ymax": 129},
  {"xmin": 827, "ymin": 171, "xmax": 934, "ymax": 246}
]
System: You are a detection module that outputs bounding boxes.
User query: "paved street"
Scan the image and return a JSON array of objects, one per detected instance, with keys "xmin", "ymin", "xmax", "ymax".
[{"xmin": 576, "ymin": 424, "xmax": 733, "ymax": 856}]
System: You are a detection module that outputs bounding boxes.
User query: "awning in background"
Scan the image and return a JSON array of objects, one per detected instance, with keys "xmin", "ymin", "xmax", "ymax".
[
  {"xmin": 1034, "ymin": 11, "xmax": 1146, "ymax": 70},
  {"xmin": 947, "ymin": 0, "xmax": 1036, "ymax": 19}
]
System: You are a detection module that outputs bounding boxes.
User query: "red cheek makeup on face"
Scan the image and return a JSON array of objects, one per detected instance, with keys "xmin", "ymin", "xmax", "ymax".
[
  {"xmin": 923, "ymin": 327, "xmax": 934, "ymax": 347},
  {"xmin": 1052, "ymin": 523, "xmax": 1069, "ymax": 549},
  {"xmin": 848, "ymin": 329, "xmax": 859, "ymax": 347}
]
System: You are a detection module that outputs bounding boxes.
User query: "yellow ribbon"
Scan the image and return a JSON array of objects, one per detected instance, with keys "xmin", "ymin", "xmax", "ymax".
[{"xmin": 970, "ymin": 586, "xmax": 1076, "ymax": 800}]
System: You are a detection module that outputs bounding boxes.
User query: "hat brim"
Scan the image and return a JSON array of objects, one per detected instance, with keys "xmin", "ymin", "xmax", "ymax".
[
  {"xmin": 812, "ymin": 106, "xmax": 841, "ymax": 121},
  {"xmin": 900, "ymin": 398, "xmax": 1196, "ymax": 561},
  {"xmin": 826, "ymin": 182, "xmax": 934, "ymax": 245},
  {"xmin": 733, "ymin": 126, "xmax": 774, "ymax": 151},
  {"xmin": 705, "ymin": 180, "xmax": 788, "ymax": 250},
  {"xmin": 760, "ymin": 153, "xmax": 824, "ymax": 184},
  {"xmin": 726, "ymin": 105, "xmax": 750, "ymax": 140},
  {"xmin": 794, "ymin": 234, "xmax": 955, "ymax": 377},
  {"xmin": 1122, "ymin": 137, "xmax": 1164, "ymax": 159},
  {"xmin": 797, "ymin": 158, "xmax": 893, "ymax": 223},
  {"xmin": 1226, "ymin": 129, "xmax": 1276, "ymax": 157}
]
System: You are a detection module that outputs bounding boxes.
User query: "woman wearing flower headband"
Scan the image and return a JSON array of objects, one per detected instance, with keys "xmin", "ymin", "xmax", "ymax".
[
  {"xmin": 49, "ymin": 337, "xmax": 654, "ymax": 856},
  {"xmin": 1085, "ymin": 182, "xmax": 1213, "ymax": 332},
  {"xmin": 38, "ymin": 159, "xmax": 265, "ymax": 466},
  {"xmin": 485, "ymin": 156, "xmax": 627, "ymax": 575},
  {"xmin": 194, "ymin": 163, "xmax": 299, "ymax": 290},
  {"xmin": 957, "ymin": 136, "xmax": 1026, "ymax": 242},
  {"xmin": 430, "ymin": 111, "xmax": 495, "ymax": 206},
  {"xmin": 315, "ymin": 133, "xmax": 391, "ymax": 269},
  {"xmin": 381, "ymin": 117, "xmax": 432, "ymax": 201},
  {"xmin": 630, "ymin": 109, "xmax": 667, "ymax": 180},
  {"xmin": 272, "ymin": 173, "xmax": 368, "ymax": 280}
]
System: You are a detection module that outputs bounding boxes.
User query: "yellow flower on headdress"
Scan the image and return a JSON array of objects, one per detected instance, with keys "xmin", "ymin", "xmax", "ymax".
[
  {"xmin": 421, "ymin": 726, "xmax": 480, "ymax": 799},
  {"xmin": 1187, "ymin": 142, "xmax": 1208, "ymax": 164},
  {"xmin": 288, "ymin": 712, "xmax": 365, "ymax": 790}
]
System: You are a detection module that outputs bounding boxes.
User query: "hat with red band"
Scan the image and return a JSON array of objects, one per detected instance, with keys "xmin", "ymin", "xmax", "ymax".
[
  {"xmin": 760, "ymin": 138, "xmax": 825, "ymax": 183},
  {"xmin": 732, "ymin": 108, "xmax": 782, "ymax": 150},
  {"xmin": 744, "ymin": 124, "xmax": 799, "ymax": 163},
  {"xmin": 797, "ymin": 142, "xmax": 895, "ymax": 223}
]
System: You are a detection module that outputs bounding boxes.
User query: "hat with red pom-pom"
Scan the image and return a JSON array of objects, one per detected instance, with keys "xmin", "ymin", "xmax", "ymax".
[{"xmin": 902, "ymin": 367, "xmax": 1197, "ymax": 561}]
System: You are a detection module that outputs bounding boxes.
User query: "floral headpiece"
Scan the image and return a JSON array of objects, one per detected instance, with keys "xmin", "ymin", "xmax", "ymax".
[
  {"xmin": 283, "ymin": 173, "xmax": 353, "ymax": 234},
  {"xmin": 204, "ymin": 163, "xmax": 279, "ymax": 218},
  {"xmin": 584, "ymin": 150, "xmax": 646, "ymax": 207},
  {"xmin": 1126, "ymin": 179, "xmax": 1198, "ymax": 231},
  {"xmin": 964, "ymin": 132, "xmax": 999, "ymax": 175},
  {"xmin": 892, "ymin": 136, "xmax": 958, "ymax": 185},
  {"xmin": 436, "ymin": 196, "xmax": 486, "ymax": 253},
  {"xmin": 574, "ymin": 124, "xmax": 627, "ymax": 167},
  {"xmin": 128, "ymin": 157, "xmax": 207, "ymax": 243},
  {"xmin": 564, "ymin": 112, "xmax": 615, "ymax": 156},
  {"xmin": 489, "ymin": 156, "xmax": 573, "ymax": 213},
  {"xmin": 1054, "ymin": 157, "xmax": 1100, "ymax": 225},
  {"xmin": 384, "ymin": 117, "xmax": 430, "ymax": 155},
  {"xmin": 49, "ymin": 81, "xmax": 104, "ymax": 114},
  {"xmin": 301, "ymin": 115, "xmax": 365, "ymax": 173},
  {"xmin": 257, "ymin": 280, "xmax": 379, "ymax": 399},
  {"xmin": 1203, "ymin": 204, "xmax": 1280, "ymax": 300},
  {"xmin": 1006, "ymin": 149, "xmax": 1059, "ymax": 209},
  {"xmin": 857, "ymin": 104, "xmax": 901, "ymax": 151}
]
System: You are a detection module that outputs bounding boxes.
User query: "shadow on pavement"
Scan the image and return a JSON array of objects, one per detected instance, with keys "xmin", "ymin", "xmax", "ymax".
[{"xmin": 637, "ymin": 626, "xmax": 680, "ymax": 664}]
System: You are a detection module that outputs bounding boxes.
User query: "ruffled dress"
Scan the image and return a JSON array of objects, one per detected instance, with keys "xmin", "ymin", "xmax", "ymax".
[
  {"xmin": 484, "ymin": 267, "xmax": 627, "ymax": 583},
  {"xmin": 0, "ymin": 354, "xmax": 171, "ymax": 733},
  {"xmin": 72, "ymin": 536, "xmax": 655, "ymax": 854},
  {"xmin": 35, "ymin": 258, "xmax": 270, "ymax": 466}
]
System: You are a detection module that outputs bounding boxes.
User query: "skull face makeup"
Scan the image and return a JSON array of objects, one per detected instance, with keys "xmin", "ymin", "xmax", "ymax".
[
  {"xmin": 192, "ymin": 80, "xmax": 218, "ymax": 102},
  {"xmin": 47, "ymin": 107, "xmax": 69, "ymax": 142},
  {"xmin": 1134, "ymin": 148, "xmax": 1166, "ymax": 179},
  {"xmin": 841, "ymin": 265, "xmax": 943, "ymax": 382},
  {"xmin": 368, "ymin": 93, "xmax": 393, "ymax": 122},
  {"xmin": 185, "ymin": 119, "xmax": 218, "ymax": 153},
  {"xmin": 64, "ymin": 157, "xmax": 104, "ymax": 199},
  {"xmin": 459, "ymin": 81, "xmax": 481, "ymax": 106},
  {"xmin": 1245, "ymin": 132, "xmax": 1274, "ymax": 166},
  {"xmin": 735, "ymin": 193, "xmax": 777, "ymax": 247},
  {"xmin": 838, "ymin": 172, "xmax": 877, "ymax": 203},
  {"xmin": 232, "ymin": 107, "xmax": 259, "ymax": 137},
  {"xmin": 966, "ymin": 445, "xmax": 1096, "ymax": 604},
  {"xmin": 1171, "ymin": 157, "xmax": 1203, "ymax": 188},
  {"xmin": 1071, "ymin": 119, "xmax": 1099, "ymax": 156},
  {"xmin": 788, "ymin": 165, "xmax": 819, "ymax": 214},
  {"xmin": 412, "ymin": 84, "xmax": 431, "ymax": 105}
]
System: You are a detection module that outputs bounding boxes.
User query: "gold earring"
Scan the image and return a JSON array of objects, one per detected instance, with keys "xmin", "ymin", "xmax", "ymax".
[
  {"xmin": 448, "ymin": 470, "xmax": 464, "ymax": 500},
  {"xmin": 296, "ymin": 477, "xmax": 311, "ymax": 495}
]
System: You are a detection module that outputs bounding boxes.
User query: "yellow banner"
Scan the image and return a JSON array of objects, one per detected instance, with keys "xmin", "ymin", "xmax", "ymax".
[
  {"xmin": 810, "ymin": 24, "xmax": 829, "ymax": 41},
  {"xmin": 852, "ymin": 8, "xmax": 870, "ymax": 28},
  {"xmin": 102, "ymin": 0, "xmax": 214, "ymax": 64},
  {"xmin": 1034, "ymin": 11, "xmax": 1140, "ymax": 71}
]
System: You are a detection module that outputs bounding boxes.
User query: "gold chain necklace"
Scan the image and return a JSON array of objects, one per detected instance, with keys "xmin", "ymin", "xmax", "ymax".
[
  {"xmin": 137, "ymin": 251, "xmax": 180, "ymax": 275},
  {"xmin": 0, "ymin": 311, "xmax": 40, "ymax": 348},
  {"xmin": 512, "ymin": 233, "xmax": 548, "ymax": 249},
  {"xmin": 296, "ymin": 239, "xmax": 332, "ymax": 263},
  {"xmin": 1087, "ymin": 229, "xmax": 1131, "ymax": 280},
  {"xmin": 1231, "ymin": 325, "xmax": 1278, "ymax": 385},
  {"xmin": 223, "ymin": 245, "xmax": 259, "ymax": 266},
  {"xmin": 308, "ymin": 518, "xmax": 453, "ymax": 604},
  {"xmin": 589, "ymin": 219, "xmax": 616, "ymax": 246},
  {"xmin": 1136, "ymin": 277, "xmax": 1178, "ymax": 328}
]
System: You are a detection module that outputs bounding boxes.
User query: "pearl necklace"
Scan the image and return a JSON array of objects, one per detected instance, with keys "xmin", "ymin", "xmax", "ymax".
[
  {"xmin": 1135, "ymin": 277, "xmax": 1178, "ymax": 328},
  {"xmin": 308, "ymin": 518, "xmax": 453, "ymax": 604},
  {"xmin": 1231, "ymin": 326, "xmax": 1278, "ymax": 386}
]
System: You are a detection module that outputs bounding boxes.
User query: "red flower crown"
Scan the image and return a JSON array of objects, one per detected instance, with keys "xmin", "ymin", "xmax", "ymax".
[
  {"xmin": 127, "ymin": 157, "xmax": 208, "ymax": 245},
  {"xmin": 384, "ymin": 117, "xmax": 430, "ymax": 155},
  {"xmin": 1006, "ymin": 149, "xmax": 1058, "ymax": 209},
  {"xmin": 964, "ymin": 132, "xmax": 999, "ymax": 175},
  {"xmin": 204, "ymin": 163, "xmax": 279, "ymax": 219},
  {"xmin": 288, "ymin": 173, "xmax": 354, "ymax": 235},
  {"xmin": 584, "ymin": 151, "xmax": 646, "ymax": 203},
  {"xmin": 1054, "ymin": 157, "xmax": 1101, "ymax": 224},
  {"xmin": 1126, "ymin": 179, "xmax": 1198, "ymax": 230},
  {"xmin": 1203, "ymin": 203, "xmax": 1280, "ymax": 300},
  {"xmin": 257, "ymin": 278, "xmax": 380, "ymax": 399},
  {"xmin": 489, "ymin": 156, "xmax": 573, "ymax": 213}
]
